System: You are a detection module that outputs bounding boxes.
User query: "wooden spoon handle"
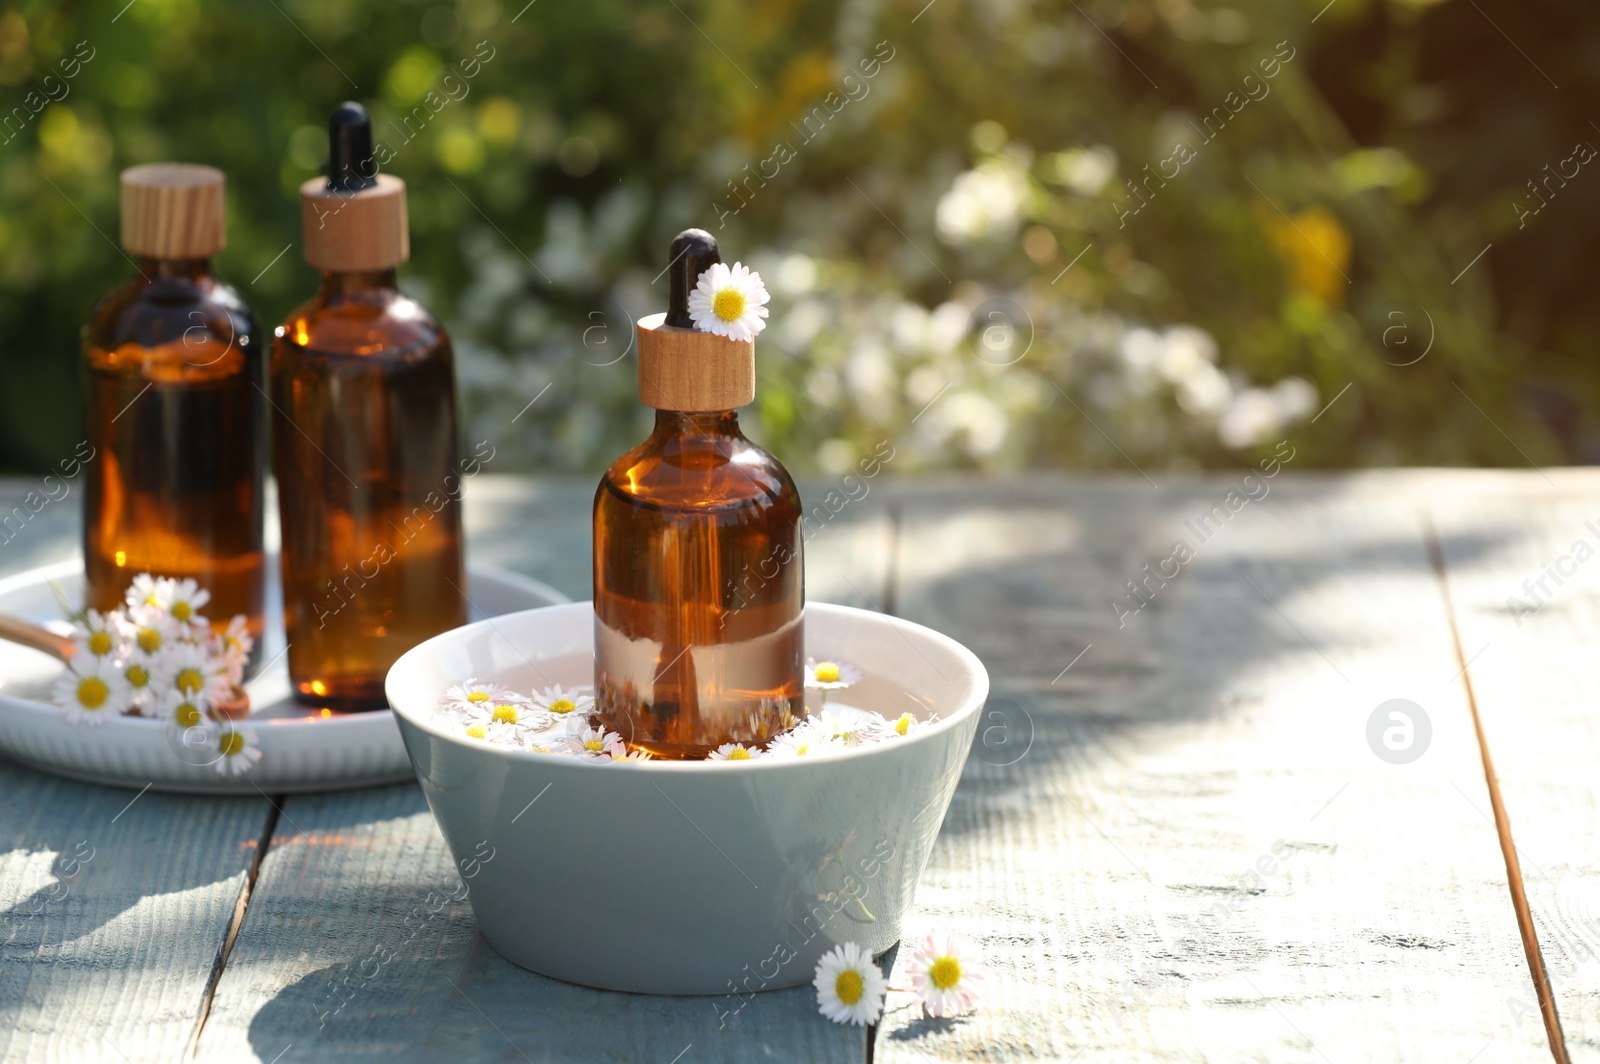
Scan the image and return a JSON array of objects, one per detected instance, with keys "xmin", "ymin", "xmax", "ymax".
[{"xmin": 0, "ymin": 614, "xmax": 74, "ymax": 663}]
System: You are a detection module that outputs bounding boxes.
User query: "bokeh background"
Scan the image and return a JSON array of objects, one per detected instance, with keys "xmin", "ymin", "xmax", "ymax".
[{"xmin": 0, "ymin": 0, "xmax": 1595, "ymax": 477}]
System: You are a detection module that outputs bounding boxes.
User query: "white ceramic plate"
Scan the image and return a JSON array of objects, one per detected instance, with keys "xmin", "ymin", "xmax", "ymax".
[{"xmin": 0, "ymin": 554, "xmax": 567, "ymax": 795}]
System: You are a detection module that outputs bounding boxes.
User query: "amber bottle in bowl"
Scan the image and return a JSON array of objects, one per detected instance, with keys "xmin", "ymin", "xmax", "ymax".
[
  {"xmin": 593, "ymin": 230, "xmax": 804, "ymax": 758},
  {"xmin": 83, "ymin": 164, "xmax": 265, "ymax": 661}
]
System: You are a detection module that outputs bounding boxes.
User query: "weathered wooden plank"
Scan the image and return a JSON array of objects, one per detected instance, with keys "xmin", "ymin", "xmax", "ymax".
[
  {"xmin": 873, "ymin": 474, "xmax": 1551, "ymax": 1063},
  {"xmin": 0, "ymin": 759, "xmax": 271, "ymax": 1063},
  {"xmin": 193, "ymin": 477, "xmax": 893, "ymax": 1062},
  {"xmin": 1431, "ymin": 472, "xmax": 1600, "ymax": 1061}
]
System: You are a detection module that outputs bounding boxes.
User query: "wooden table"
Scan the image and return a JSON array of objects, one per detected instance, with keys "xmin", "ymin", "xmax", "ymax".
[{"xmin": 1, "ymin": 471, "xmax": 1594, "ymax": 1063}]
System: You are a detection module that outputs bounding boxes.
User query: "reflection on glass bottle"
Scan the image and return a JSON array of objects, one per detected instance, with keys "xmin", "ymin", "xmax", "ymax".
[
  {"xmin": 271, "ymin": 103, "xmax": 465, "ymax": 711},
  {"xmin": 593, "ymin": 230, "xmax": 804, "ymax": 758},
  {"xmin": 83, "ymin": 164, "xmax": 265, "ymax": 667}
]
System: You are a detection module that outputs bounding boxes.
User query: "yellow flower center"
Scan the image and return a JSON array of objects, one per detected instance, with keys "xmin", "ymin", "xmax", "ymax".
[
  {"xmin": 492, "ymin": 704, "xmax": 518, "ymax": 725},
  {"xmin": 550, "ymin": 698, "xmax": 576, "ymax": 714},
  {"xmin": 171, "ymin": 601, "xmax": 192, "ymax": 622},
  {"xmin": 795, "ymin": 743, "xmax": 811, "ymax": 756},
  {"xmin": 467, "ymin": 691, "xmax": 491, "ymax": 703},
  {"xmin": 895, "ymin": 713, "xmax": 913, "ymax": 736},
  {"xmin": 727, "ymin": 747, "xmax": 751, "ymax": 760},
  {"xmin": 77, "ymin": 677, "xmax": 109, "ymax": 709},
  {"xmin": 466, "ymin": 724, "xmax": 488, "ymax": 739},
  {"xmin": 137, "ymin": 628, "xmax": 162, "ymax": 653},
  {"xmin": 126, "ymin": 665, "xmax": 150, "ymax": 688},
  {"xmin": 712, "ymin": 287, "xmax": 746, "ymax": 322},
  {"xmin": 583, "ymin": 738, "xmax": 605, "ymax": 752},
  {"xmin": 835, "ymin": 968, "xmax": 865, "ymax": 1005},
  {"xmin": 219, "ymin": 731, "xmax": 245, "ymax": 757},
  {"xmin": 88, "ymin": 631, "xmax": 113, "ymax": 655},
  {"xmin": 176, "ymin": 668, "xmax": 204, "ymax": 695},
  {"xmin": 815, "ymin": 662, "xmax": 841, "ymax": 684},
  {"xmin": 175, "ymin": 702, "xmax": 202, "ymax": 728},
  {"xmin": 928, "ymin": 955, "xmax": 962, "ymax": 990}
]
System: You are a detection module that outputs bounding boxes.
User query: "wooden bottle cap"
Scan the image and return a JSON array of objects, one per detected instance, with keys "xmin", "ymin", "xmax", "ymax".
[
  {"xmin": 636, "ymin": 313, "xmax": 755, "ymax": 411},
  {"xmin": 299, "ymin": 174, "xmax": 409, "ymax": 272},
  {"xmin": 120, "ymin": 163, "xmax": 226, "ymax": 258}
]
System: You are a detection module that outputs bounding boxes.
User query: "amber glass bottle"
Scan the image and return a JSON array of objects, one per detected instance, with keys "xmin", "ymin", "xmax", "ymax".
[
  {"xmin": 593, "ymin": 230, "xmax": 804, "ymax": 758},
  {"xmin": 271, "ymin": 104, "xmax": 465, "ymax": 711},
  {"xmin": 83, "ymin": 164, "xmax": 264, "ymax": 661}
]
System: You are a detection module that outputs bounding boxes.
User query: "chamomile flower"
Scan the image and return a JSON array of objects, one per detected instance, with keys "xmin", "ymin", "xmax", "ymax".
[
  {"xmin": 812, "ymin": 942, "xmax": 887, "ymax": 1026},
  {"xmin": 805, "ymin": 658, "xmax": 864, "ymax": 690},
  {"xmin": 767, "ymin": 723, "xmax": 840, "ymax": 759},
  {"xmin": 157, "ymin": 689, "xmax": 213, "ymax": 733},
  {"xmin": 907, "ymin": 931, "xmax": 986, "ymax": 1018},
  {"xmin": 443, "ymin": 680, "xmax": 525, "ymax": 714},
  {"xmin": 213, "ymin": 725, "xmax": 262, "ymax": 775},
  {"xmin": 71, "ymin": 609, "xmax": 119, "ymax": 660},
  {"xmin": 218, "ymin": 615, "xmax": 253, "ymax": 685},
  {"xmin": 52, "ymin": 654, "xmax": 131, "ymax": 724},
  {"xmin": 532, "ymin": 684, "xmax": 594, "ymax": 725},
  {"xmin": 708, "ymin": 742, "xmax": 762, "ymax": 761},
  {"xmin": 464, "ymin": 721, "xmax": 521, "ymax": 745},
  {"xmin": 125, "ymin": 573, "xmax": 170, "ymax": 610},
  {"xmin": 612, "ymin": 748, "xmax": 653, "ymax": 762},
  {"xmin": 814, "ymin": 707, "xmax": 884, "ymax": 748},
  {"xmin": 558, "ymin": 724, "xmax": 625, "ymax": 760},
  {"xmin": 891, "ymin": 711, "xmax": 919, "ymax": 737},
  {"xmin": 465, "ymin": 697, "xmax": 551, "ymax": 733},
  {"xmin": 119, "ymin": 606, "xmax": 180, "ymax": 668},
  {"xmin": 687, "ymin": 261, "xmax": 770, "ymax": 342},
  {"xmin": 164, "ymin": 578, "xmax": 211, "ymax": 628},
  {"xmin": 154, "ymin": 641, "xmax": 231, "ymax": 707}
]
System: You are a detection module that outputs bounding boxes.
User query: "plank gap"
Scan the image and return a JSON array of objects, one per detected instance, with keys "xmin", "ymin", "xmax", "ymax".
[
  {"xmin": 1424, "ymin": 512, "xmax": 1570, "ymax": 1064},
  {"xmin": 186, "ymin": 796, "xmax": 283, "ymax": 1060}
]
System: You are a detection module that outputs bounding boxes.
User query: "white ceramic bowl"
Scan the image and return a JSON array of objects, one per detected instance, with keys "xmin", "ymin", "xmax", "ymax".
[{"xmin": 386, "ymin": 600, "xmax": 987, "ymax": 995}]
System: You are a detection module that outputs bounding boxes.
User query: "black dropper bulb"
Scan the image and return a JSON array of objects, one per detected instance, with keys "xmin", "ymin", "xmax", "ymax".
[
  {"xmin": 665, "ymin": 228, "xmax": 721, "ymax": 328},
  {"xmin": 327, "ymin": 101, "xmax": 378, "ymax": 194}
]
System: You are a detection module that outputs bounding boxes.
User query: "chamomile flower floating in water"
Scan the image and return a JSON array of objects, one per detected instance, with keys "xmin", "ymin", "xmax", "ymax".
[
  {"xmin": 443, "ymin": 680, "xmax": 525, "ymax": 715},
  {"xmin": 53, "ymin": 654, "xmax": 131, "ymax": 725},
  {"xmin": 213, "ymin": 725, "xmax": 262, "ymax": 776},
  {"xmin": 805, "ymin": 658, "xmax": 863, "ymax": 690},
  {"xmin": 464, "ymin": 721, "xmax": 521, "ymax": 745},
  {"xmin": 812, "ymin": 942, "xmax": 888, "ymax": 1026},
  {"xmin": 892, "ymin": 712, "xmax": 918, "ymax": 737},
  {"xmin": 907, "ymin": 931, "xmax": 986, "ymax": 1018},
  {"xmin": 814, "ymin": 708, "xmax": 884, "ymax": 748},
  {"xmin": 767, "ymin": 723, "xmax": 840, "ymax": 759},
  {"xmin": 687, "ymin": 262, "xmax": 770, "ymax": 342},
  {"xmin": 708, "ymin": 742, "xmax": 762, "ymax": 761},
  {"xmin": 532, "ymin": 684, "xmax": 594, "ymax": 725},
  {"xmin": 464, "ymin": 697, "xmax": 550, "ymax": 733},
  {"xmin": 558, "ymin": 724, "xmax": 626, "ymax": 760}
]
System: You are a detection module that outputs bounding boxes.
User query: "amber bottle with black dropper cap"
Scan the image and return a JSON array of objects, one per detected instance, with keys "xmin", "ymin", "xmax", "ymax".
[
  {"xmin": 271, "ymin": 102, "xmax": 466, "ymax": 711},
  {"xmin": 82, "ymin": 164, "xmax": 265, "ymax": 663},
  {"xmin": 593, "ymin": 229, "xmax": 804, "ymax": 758}
]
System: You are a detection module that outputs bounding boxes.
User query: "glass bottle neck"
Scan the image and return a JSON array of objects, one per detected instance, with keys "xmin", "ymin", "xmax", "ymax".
[
  {"xmin": 319, "ymin": 268, "xmax": 399, "ymax": 297},
  {"xmin": 135, "ymin": 256, "xmax": 213, "ymax": 282},
  {"xmin": 653, "ymin": 410, "xmax": 742, "ymax": 439}
]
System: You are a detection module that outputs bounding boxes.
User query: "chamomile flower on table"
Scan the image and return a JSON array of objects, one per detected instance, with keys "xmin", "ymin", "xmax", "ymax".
[
  {"xmin": 532, "ymin": 684, "xmax": 594, "ymax": 727},
  {"xmin": 156, "ymin": 641, "xmax": 232, "ymax": 707},
  {"xmin": 906, "ymin": 931, "xmax": 986, "ymax": 1018},
  {"xmin": 218, "ymin": 616, "xmax": 253, "ymax": 684},
  {"xmin": 213, "ymin": 725, "xmax": 262, "ymax": 775},
  {"xmin": 71, "ymin": 609, "xmax": 119, "ymax": 660},
  {"xmin": 163, "ymin": 577, "xmax": 211, "ymax": 629},
  {"xmin": 687, "ymin": 262, "xmax": 770, "ymax": 342},
  {"xmin": 812, "ymin": 942, "xmax": 888, "ymax": 1026},
  {"xmin": 558, "ymin": 724, "xmax": 626, "ymax": 760},
  {"xmin": 53, "ymin": 654, "xmax": 132, "ymax": 725},
  {"xmin": 708, "ymin": 742, "xmax": 762, "ymax": 761},
  {"xmin": 125, "ymin": 573, "xmax": 170, "ymax": 611}
]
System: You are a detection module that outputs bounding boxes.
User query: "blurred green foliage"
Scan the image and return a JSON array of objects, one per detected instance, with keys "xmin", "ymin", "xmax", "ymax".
[{"xmin": 1, "ymin": 0, "xmax": 1596, "ymax": 477}]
